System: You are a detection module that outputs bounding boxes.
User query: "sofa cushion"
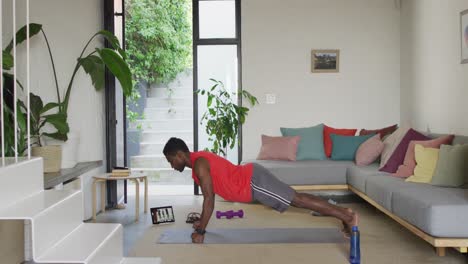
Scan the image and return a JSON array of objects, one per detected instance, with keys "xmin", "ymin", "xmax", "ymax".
[
  {"xmin": 323, "ymin": 125, "xmax": 357, "ymax": 158},
  {"xmin": 379, "ymin": 128, "xmax": 430, "ymax": 173},
  {"xmin": 364, "ymin": 173, "xmax": 407, "ymax": 211},
  {"xmin": 330, "ymin": 134, "xmax": 374, "ymax": 161},
  {"xmin": 246, "ymin": 159, "xmax": 351, "ymax": 185},
  {"xmin": 431, "ymin": 144, "xmax": 468, "ymax": 187},
  {"xmin": 256, "ymin": 135, "xmax": 301, "ymax": 161},
  {"xmin": 392, "ymin": 184, "xmax": 468, "ymax": 237},
  {"xmin": 394, "ymin": 135, "xmax": 454, "ymax": 178},
  {"xmin": 359, "ymin": 124, "xmax": 398, "ymax": 139},
  {"xmin": 355, "ymin": 135, "xmax": 384, "ymax": 166},
  {"xmin": 429, "ymin": 134, "xmax": 468, "ymax": 184},
  {"xmin": 405, "ymin": 145, "xmax": 439, "ymax": 183},
  {"xmin": 346, "ymin": 163, "xmax": 388, "ymax": 193},
  {"xmin": 280, "ymin": 124, "xmax": 326, "ymax": 160}
]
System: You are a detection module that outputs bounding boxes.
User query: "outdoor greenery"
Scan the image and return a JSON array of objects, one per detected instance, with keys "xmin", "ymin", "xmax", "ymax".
[
  {"xmin": 196, "ymin": 79, "xmax": 259, "ymax": 156},
  {"xmin": 125, "ymin": 0, "xmax": 192, "ymax": 85}
]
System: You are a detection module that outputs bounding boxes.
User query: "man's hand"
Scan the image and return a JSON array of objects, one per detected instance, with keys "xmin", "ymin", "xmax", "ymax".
[
  {"xmin": 192, "ymin": 220, "xmax": 201, "ymax": 229},
  {"xmin": 191, "ymin": 232, "xmax": 205, "ymax": 243}
]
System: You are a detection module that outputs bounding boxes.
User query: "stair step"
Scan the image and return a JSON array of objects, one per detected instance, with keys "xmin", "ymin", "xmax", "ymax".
[
  {"xmin": 0, "ymin": 157, "xmax": 44, "ymax": 210},
  {"xmin": 121, "ymin": 257, "xmax": 162, "ymax": 264},
  {"xmin": 0, "ymin": 189, "xmax": 80, "ymax": 219},
  {"xmin": 36, "ymin": 223, "xmax": 122, "ymax": 263},
  {"xmin": 139, "ymin": 142, "xmax": 194, "ymax": 156},
  {"xmin": 33, "ymin": 191, "xmax": 84, "ymax": 259},
  {"xmin": 141, "ymin": 130, "xmax": 192, "ymax": 143},
  {"xmin": 146, "ymin": 97, "xmax": 193, "ymax": 108},
  {"xmin": 130, "ymin": 168, "xmax": 192, "ymax": 184},
  {"xmin": 131, "ymin": 119, "xmax": 193, "ymax": 130},
  {"xmin": 148, "ymin": 86, "xmax": 193, "ymax": 98},
  {"xmin": 144, "ymin": 107, "xmax": 193, "ymax": 119}
]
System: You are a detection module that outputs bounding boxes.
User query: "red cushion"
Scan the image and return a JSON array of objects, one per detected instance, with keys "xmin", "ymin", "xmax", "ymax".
[{"xmin": 323, "ymin": 125, "xmax": 357, "ymax": 157}]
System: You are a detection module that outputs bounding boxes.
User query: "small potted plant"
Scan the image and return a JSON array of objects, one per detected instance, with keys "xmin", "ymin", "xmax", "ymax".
[{"xmin": 196, "ymin": 79, "xmax": 259, "ymax": 157}]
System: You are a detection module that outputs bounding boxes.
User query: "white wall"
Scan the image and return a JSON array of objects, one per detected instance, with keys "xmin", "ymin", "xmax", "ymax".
[
  {"xmin": 400, "ymin": 0, "xmax": 468, "ymax": 135},
  {"xmin": 241, "ymin": 0, "xmax": 401, "ymax": 160},
  {"xmin": 3, "ymin": 0, "xmax": 106, "ymax": 163}
]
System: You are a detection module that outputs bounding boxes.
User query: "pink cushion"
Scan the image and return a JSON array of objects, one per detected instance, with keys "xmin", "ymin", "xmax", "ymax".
[
  {"xmin": 355, "ymin": 134, "xmax": 384, "ymax": 166},
  {"xmin": 393, "ymin": 135, "xmax": 455, "ymax": 178},
  {"xmin": 257, "ymin": 135, "xmax": 301, "ymax": 161}
]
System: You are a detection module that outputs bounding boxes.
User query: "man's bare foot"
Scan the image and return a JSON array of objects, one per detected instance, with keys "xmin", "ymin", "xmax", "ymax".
[{"xmin": 341, "ymin": 208, "xmax": 359, "ymax": 238}]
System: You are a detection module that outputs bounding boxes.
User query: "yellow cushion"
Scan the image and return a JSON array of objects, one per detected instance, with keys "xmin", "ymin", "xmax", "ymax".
[{"xmin": 405, "ymin": 144, "xmax": 439, "ymax": 183}]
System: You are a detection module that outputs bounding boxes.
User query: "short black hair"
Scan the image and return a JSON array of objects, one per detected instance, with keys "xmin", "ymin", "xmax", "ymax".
[{"xmin": 163, "ymin": 137, "xmax": 190, "ymax": 156}]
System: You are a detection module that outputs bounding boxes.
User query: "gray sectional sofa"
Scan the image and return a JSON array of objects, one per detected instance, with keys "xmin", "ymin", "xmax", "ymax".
[{"xmin": 246, "ymin": 133, "xmax": 468, "ymax": 256}]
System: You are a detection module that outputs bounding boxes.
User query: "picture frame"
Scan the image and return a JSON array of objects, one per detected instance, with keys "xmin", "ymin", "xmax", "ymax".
[
  {"xmin": 460, "ymin": 9, "xmax": 468, "ymax": 64},
  {"xmin": 311, "ymin": 49, "xmax": 340, "ymax": 73}
]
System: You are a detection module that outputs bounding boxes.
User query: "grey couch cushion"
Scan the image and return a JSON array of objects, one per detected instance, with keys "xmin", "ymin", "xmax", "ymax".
[
  {"xmin": 364, "ymin": 175, "xmax": 409, "ymax": 211},
  {"xmin": 346, "ymin": 163, "xmax": 388, "ymax": 192},
  {"xmin": 245, "ymin": 160, "xmax": 351, "ymax": 185},
  {"xmin": 392, "ymin": 184, "xmax": 468, "ymax": 237}
]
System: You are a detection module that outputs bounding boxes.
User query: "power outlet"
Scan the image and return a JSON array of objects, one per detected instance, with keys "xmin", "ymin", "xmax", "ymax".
[{"xmin": 266, "ymin": 93, "xmax": 276, "ymax": 104}]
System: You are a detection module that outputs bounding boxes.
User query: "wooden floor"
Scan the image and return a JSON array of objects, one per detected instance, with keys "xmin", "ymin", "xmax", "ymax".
[{"xmin": 94, "ymin": 192, "xmax": 468, "ymax": 264}]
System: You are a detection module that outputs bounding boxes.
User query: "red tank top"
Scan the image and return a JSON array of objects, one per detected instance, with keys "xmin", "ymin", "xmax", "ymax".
[{"xmin": 190, "ymin": 151, "xmax": 253, "ymax": 202}]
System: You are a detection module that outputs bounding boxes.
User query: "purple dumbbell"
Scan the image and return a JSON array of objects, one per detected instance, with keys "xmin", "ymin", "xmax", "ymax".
[{"xmin": 216, "ymin": 209, "xmax": 244, "ymax": 219}]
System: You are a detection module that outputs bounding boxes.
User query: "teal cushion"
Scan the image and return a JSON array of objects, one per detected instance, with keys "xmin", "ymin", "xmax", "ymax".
[
  {"xmin": 280, "ymin": 124, "xmax": 326, "ymax": 160},
  {"xmin": 331, "ymin": 133, "xmax": 375, "ymax": 160}
]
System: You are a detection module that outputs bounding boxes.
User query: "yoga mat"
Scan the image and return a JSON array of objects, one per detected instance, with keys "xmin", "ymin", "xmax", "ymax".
[{"xmin": 158, "ymin": 228, "xmax": 346, "ymax": 244}]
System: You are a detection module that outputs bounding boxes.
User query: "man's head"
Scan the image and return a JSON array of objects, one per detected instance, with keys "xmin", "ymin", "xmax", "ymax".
[{"xmin": 163, "ymin": 137, "xmax": 190, "ymax": 172}]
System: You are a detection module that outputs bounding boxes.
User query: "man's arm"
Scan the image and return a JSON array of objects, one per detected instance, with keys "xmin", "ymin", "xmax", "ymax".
[{"xmin": 192, "ymin": 157, "xmax": 215, "ymax": 243}]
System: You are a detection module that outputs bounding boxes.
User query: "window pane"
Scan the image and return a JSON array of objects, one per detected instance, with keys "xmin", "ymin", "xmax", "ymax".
[
  {"xmin": 197, "ymin": 45, "xmax": 238, "ymax": 164},
  {"xmin": 199, "ymin": 0, "xmax": 235, "ymax": 39}
]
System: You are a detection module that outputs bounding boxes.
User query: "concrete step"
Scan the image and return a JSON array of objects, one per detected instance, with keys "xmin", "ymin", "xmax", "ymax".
[
  {"xmin": 130, "ymin": 168, "xmax": 192, "ymax": 185},
  {"xmin": 121, "ymin": 257, "xmax": 162, "ymax": 264},
  {"xmin": 132, "ymin": 119, "xmax": 193, "ymax": 131},
  {"xmin": 146, "ymin": 97, "xmax": 193, "ymax": 108},
  {"xmin": 36, "ymin": 223, "xmax": 122, "ymax": 263},
  {"xmin": 0, "ymin": 157, "xmax": 43, "ymax": 210},
  {"xmin": 148, "ymin": 87, "xmax": 193, "ymax": 98},
  {"xmin": 144, "ymin": 107, "xmax": 193, "ymax": 119},
  {"xmin": 139, "ymin": 142, "xmax": 194, "ymax": 156},
  {"xmin": 141, "ymin": 130, "xmax": 193, "ymax": 143},
  {"xmin": 131, "ymin": 155, "xmax": 169, "ymax": 169}
]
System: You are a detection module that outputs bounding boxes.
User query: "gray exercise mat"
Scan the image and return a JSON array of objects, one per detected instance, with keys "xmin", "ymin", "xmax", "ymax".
[{"xmin": 157, "ymin": 228, "xmax": 346, "ymax": 244}]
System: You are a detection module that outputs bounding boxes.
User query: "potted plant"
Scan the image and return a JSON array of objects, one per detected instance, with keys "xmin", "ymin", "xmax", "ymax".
[
  {"xmin": 196, "ymin": 79, "xmax": 259, "ymax": 157},
  {"xmin": 2, "ymin": 23, "xmax": 133, "ymax": 169}
]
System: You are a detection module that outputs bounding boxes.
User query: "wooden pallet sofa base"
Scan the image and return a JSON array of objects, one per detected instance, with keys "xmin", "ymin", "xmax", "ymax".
[{"xmin": 291, "ymin": 184, "xmax": 468, "ymax": 256}]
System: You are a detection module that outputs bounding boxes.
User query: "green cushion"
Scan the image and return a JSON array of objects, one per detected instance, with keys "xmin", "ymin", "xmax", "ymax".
[
  {"xmin": 430, "ymin": 144, "xmax": 468, "ymax": 187},
  {"xmin": 330, "ymin": 133, "xmax": 375, "ymax": 161},
  {"xmin": 280, "ymin": 124, "xmax": 326, "ymax": 160}
]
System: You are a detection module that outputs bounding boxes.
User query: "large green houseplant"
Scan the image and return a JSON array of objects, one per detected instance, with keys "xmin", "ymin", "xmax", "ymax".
[
  {"xmin": 196, "ymin": 79, "xmax": 259, "ymax": 157},
  {"xmin": 1, "ymin": 23, "xmax": 132, "ymax": 170}
]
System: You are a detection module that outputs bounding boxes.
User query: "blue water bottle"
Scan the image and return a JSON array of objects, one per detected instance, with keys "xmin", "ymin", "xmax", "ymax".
[{"xmin": 349, "ymin": 226, "xmax": 361, "ymax": 264}]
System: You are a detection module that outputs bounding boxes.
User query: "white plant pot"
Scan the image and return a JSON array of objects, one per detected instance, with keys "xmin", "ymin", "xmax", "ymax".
[{"xmin": 45, "ymin": 132, "xmax": 80, "ymax": 169}]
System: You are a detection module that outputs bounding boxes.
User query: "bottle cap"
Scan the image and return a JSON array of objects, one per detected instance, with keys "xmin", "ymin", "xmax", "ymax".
[{"xmin": 352, "ymin": 226, "xmax": 358, "ymax": 232}]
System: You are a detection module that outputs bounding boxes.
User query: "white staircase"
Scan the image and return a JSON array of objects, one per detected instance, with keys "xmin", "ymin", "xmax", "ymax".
[
  {"xmin": 130, "ymin": 70, "xmax": 194, "ymax": 184},
  {"xmin": 0, "ymin": 157, "xmax": 161, "ymax": 264}
]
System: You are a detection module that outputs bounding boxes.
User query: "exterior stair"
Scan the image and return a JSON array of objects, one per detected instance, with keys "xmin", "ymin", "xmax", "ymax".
[
  {"xmin": 0, "ymin": 157, "xmax": 161, "ymax": 264},
  {"xmin": 130, "ymin": 69, "xmax": 194, "ymax": 185}
]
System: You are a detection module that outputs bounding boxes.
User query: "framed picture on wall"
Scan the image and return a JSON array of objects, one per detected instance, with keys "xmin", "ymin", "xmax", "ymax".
[
  {"xmin": 311, "ymin": 49, "xmax": 340, "ymax": 73},
  {"xmin": 460, "ymin": 9, "xmax": 468, "ymax": 64}
]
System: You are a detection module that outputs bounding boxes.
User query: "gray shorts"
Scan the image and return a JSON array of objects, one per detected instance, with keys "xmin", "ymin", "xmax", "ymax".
[{"xmin": 250, "ymin": 163, "xmax": 296, "ymax": 213}]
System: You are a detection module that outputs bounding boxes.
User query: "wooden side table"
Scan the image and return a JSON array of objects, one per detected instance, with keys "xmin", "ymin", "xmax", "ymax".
[{"xmin": 92, "ymin": 173, "xmax": 148, "ymax": 222}]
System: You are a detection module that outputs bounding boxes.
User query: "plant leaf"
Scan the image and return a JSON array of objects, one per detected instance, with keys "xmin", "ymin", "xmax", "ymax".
[
  {"xmin": 40, "ymin": 102, "xmax": 60, "ymax": 114},
  {"xmin": 96, "ymin": 30, "xmax": 126, "ymax": 59},
  {"xmin": 44, "ymin": 113, "xmax": 69, "ymax": 134},
  {"xmin": 5, "ymin": 23, "xmax": 42, "ymax": 53},
  {"xmin": 43, "ymin": 132, "xmax": 68, "ymax": 141},
  {"xmin": 97, "ymin": 48, "xmax": 133, "ymax": 96},
  {"xmin": 79, "ymin": 55, "xmax": 105, "ymax": 91},
  {"xmin": 2, "ymin": 51, "xmax": 13, "ymax": 70}
]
